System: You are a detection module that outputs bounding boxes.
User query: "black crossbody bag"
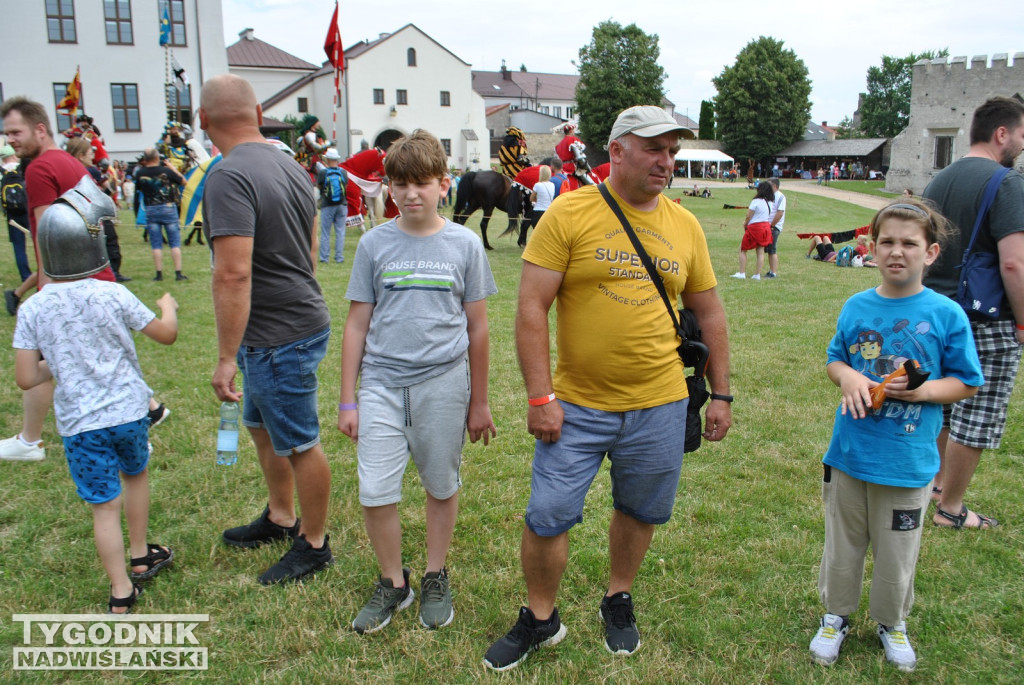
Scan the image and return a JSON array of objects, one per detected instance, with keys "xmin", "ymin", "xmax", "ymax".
[{"xmin": 598, "ymin": 183, "xmax": 710, "ymax": 452}]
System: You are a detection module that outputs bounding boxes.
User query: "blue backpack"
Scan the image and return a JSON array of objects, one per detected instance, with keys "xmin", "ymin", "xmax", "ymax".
[
  {"xmin": 322, "ymin": 167, "xmax": 346, "ymax": 204},
  {"xmin": 835, "ymin": 246, "xmax": 854, "ymax": 267}
]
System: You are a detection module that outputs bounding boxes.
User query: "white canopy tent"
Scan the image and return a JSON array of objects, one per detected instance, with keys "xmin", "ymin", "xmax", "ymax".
[{"xmin": 674, "ymin": 149, "xmax": 735, "ymax": 178}]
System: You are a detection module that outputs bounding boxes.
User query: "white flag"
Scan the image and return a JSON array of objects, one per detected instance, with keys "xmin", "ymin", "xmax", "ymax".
[{"xmin": 172, "ymin": 57, "xmax": 189, "ymax": 91}]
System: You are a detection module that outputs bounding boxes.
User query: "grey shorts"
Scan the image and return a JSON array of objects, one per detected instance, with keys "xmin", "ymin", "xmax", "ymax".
[
  {"xmin": 524, "ymin": 398, "xmax": 687, "ymax": 536},
  {"xmin": 765, "ymin": 227, "xmax": 781, "ymax": 255},
  {"xmin": 944, "ymin": 319, "xmax": 1022, "ymax": 449},
  {"xmin": 356, "ymin": 359, "xmax": 469, "ymax": 506}
]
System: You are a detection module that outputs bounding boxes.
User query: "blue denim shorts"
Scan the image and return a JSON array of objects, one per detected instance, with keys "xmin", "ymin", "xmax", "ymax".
[
  {"xmin": 524, "ymin": 398, "xmax": 688, "ymax": 536},
  {"xmin": 237, "ymin": 327, "xmax": 330, "ymax": 456},
  {"xmin": 62, "ymin": 418, "xmax": 150, "ymax": 504},
  {"xmin": 146, "ymin": 204, "xmax": 181, "ymax": 250}
]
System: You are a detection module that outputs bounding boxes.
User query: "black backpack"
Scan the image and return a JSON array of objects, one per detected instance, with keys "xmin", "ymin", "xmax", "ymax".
[{"xmin": 1, "ymin": 169, "xmax": 28, "ymax": 216}]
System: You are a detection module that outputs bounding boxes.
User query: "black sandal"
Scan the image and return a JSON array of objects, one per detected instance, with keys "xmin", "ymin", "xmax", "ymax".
[
  {"xmin": 130, "ymin": 543, "xmax": 175, "ymax": 581},
  {"xmin": 108, "ymin": 583, "xmax": 143, "ymax": 614},
  {"xmin": 934, "ymin": 504, "xmax": 998, "ymax": 530}
]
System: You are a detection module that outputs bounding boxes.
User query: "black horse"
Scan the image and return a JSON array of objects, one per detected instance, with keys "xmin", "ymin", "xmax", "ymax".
[{"xmin": 452, "ymin": 170, "xmax": 529, "ymax": 249}]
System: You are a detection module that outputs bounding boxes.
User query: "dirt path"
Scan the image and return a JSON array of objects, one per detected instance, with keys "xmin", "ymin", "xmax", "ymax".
[{"xmin": 690, "ymin": 178, "xmax": 891, "ymax": 211}]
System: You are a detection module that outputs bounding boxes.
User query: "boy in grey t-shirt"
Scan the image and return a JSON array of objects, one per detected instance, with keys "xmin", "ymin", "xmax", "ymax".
[{"xmin": 339, "ymin": 130, "xmax": 497, "ymax": 634}]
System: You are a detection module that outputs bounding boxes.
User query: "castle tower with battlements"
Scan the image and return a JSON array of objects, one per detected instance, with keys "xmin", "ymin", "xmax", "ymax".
[{"xmin": 884, "ymin": 53, "xmax": 1024, "ymax": 194}]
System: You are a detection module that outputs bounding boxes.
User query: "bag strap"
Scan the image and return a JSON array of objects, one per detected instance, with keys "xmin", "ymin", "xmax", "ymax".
[
  {"xmin": 960, "ymin": 166, "xmax": 1011, "ymax": 265},
  {"xmin": 597, "ymin": 183, "xmax": 684, "ymax": 337}
]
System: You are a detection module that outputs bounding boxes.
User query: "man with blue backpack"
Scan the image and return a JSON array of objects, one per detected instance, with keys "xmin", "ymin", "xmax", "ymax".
[{"xmin": 317, "ymin": 148, "xmax": 348, "ymax": 263}]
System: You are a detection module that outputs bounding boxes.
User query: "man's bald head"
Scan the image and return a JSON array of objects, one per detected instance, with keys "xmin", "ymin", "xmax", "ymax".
[{"xmin": 200, "ymin": 74, "xmax": 260, "ymax": 128}]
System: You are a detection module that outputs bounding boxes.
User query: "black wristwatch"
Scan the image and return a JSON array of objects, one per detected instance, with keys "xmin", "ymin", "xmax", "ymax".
[{"xmin": 710, "ymin": 393, "xmax": 734, "ymax": 403}]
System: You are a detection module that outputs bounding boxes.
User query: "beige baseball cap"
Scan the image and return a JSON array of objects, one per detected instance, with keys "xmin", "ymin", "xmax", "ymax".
[{"xmin": 608, "ymin": 106, "xmax": 685, "ymax": 146}]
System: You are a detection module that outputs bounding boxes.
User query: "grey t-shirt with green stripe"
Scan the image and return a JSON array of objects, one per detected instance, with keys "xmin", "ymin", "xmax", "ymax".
[{"xmin": 346, "ymin": 219, "xmax": 497, "ymax": 387}]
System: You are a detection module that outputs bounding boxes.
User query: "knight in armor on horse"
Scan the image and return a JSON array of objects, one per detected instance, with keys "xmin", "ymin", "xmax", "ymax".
[
  {"xmin": 554, "ymin": 122, "xmax": 594, "ymax": 187},
  {"xmin": 498, "ymin": 126, "xmax": 530, "ymax": 179},
  {"xmin": 296, "ymin": 115, "xmax": 329, "ymax": 183}
]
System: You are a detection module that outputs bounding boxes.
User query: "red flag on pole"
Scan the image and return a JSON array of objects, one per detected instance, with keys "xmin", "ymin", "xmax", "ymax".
[
  {"xmin": 324, "ymin": 2, "xmax": 343, "ymax": 72},
  {"xmin": 57, "ymin": 66, "xmax": 82, "ymax": 117},
  {"xmin": 324, "ymin": 1, "xmax": 344, "ymax": 143}
]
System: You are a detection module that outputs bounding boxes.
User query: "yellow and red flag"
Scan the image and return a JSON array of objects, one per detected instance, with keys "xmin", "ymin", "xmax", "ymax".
[{"xmin": 57, "ymin": 66, "xmax": 81, "ymax": 116}]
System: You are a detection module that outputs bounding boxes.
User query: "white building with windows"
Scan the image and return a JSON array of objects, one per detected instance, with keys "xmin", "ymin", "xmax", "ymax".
[
  {"xmin": 236, "ymin": 24, "xmax": 488, "ymax": 169},
  {"xmin": 0, "ymin": 0, "xmax": 227, "ymax": 158}
]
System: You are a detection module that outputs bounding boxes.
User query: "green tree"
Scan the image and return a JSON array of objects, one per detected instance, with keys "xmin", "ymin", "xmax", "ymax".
[
  {"xmin": 698, "ymin": 100, "xmax": 716, "ymax": 140},
  {"xmin": 835, "ymin": 115, "xmax": 865, "ymax": 139},
  {"xmin": 858, "ymin": 49, "xmax": 948, "ymax": 138},
  {"xmin": 575, "ymin": 21, "xmax": 666, "ymax": 149},
  {"xmin": 712, "ymin": 36, "xmax": 811, "ymax": 160}
]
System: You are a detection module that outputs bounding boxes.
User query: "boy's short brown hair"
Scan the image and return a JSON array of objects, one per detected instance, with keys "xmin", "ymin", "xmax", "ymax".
[{"xmin": 384, "ymin": 129, "xmax": 448, "ymax": 183}]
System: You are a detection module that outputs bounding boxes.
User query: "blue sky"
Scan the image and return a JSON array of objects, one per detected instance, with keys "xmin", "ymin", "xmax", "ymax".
[{"xmin": 223, "ymin": 0, "xmax": 1022, "ymax": 125}]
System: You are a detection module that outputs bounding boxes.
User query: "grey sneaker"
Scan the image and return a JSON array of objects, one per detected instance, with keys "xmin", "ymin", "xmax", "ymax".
[
  {"xmin": 352, "ymin": 568, "xmax": 414, "ymax": 634},
  {"xmin": 419, "ymin": 567, "xmax": 454, "ymax": 629},
  {"xmin": 600, "ymin": 592, "xmax": 640, "ymax": 655},
  {"xmin": 483, "ymin": 606, "xmax": 567, "ymax": 672},
  {"xmin": 809, "ymin": 613, "xmax": 850, "ymax": 666},
  {"xmin": 878, "ymin": 622, "xmax": 916, "ymax": 672}
]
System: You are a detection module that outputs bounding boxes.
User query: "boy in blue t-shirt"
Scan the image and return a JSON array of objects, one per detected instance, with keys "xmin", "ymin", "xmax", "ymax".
[
  {"xmin": 809, "ymin": 200, "xmax": 984, "ymax": 672},
  {"xmin": 338, "ymin": 129, "xmax": 497, "ymax": 634}
]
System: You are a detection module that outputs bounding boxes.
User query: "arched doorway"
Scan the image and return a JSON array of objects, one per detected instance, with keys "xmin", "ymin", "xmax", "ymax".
[{"xmin": 373, "ymin": 129, "xmax": 404, "ymax": 152}]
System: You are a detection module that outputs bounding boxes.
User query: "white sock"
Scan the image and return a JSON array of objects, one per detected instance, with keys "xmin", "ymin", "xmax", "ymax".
[{"xmin": 17, "ymin": 434, "xmax": 42, "ymax": 447}]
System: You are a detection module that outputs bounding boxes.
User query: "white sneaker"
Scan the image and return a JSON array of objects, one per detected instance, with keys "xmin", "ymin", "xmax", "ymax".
[
  {"xmin": 809, "ymin": 613, "xmax": 849, "ymax": 666},
  {"xmin": 0, "ymin": 434, "xmax": 45, "ymax": 461},
  {"xmin": 878, "ymin": 622, "xmax": 916, "ymax": 672},
  {"xmin": 751, "ymin": 274, "xmax": 761, "ymax": 281},
  {"xmin": 730, "ymin": 272, "xmax": 746, "ymax": 279}
]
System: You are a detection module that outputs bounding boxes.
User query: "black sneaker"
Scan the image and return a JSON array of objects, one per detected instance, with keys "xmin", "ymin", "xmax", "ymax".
[
  {"xmin": 5, "ymin": 289, "xmax": 20, "ymax": 316},
  {"xmin": 258, "ymin": 534, "xmax": 333, "ymax": 585},
  {"xmin": 600, "ymin": 592, "xmax": 640, "ymax": 655},
  {"xmin": 147, "ymin": 403, "xmax": 170, "ymax": 427},
  {"xmin": 222, "ymin": 506, "xmax": 300, "ymax": 548},
  {"xmin": 175, "ymin": 273, "xmax": 188, "ymax": 281},
  {"xmin": 483, "ymin": 606, "xmax": 567, "ymax": 672},
  {"xmin": 115, "ymin": 273, "xmax": 133, "ymax": 282}
]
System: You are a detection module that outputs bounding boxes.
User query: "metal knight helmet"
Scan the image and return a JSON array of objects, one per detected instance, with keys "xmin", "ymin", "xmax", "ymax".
[{"xmin": 37, "ymin": 176, "xmax": 114, "ymax": 279}]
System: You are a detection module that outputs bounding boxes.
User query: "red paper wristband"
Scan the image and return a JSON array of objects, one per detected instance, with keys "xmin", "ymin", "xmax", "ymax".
[{"xmin": 527, "ymin": 393, "xmax": 556, "ymax": 407}]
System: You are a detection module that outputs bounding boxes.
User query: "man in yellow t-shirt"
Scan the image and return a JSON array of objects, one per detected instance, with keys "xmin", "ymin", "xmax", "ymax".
[{"xmin": 484, "ymin": 106, "xmax": 733, "ymax": 671}]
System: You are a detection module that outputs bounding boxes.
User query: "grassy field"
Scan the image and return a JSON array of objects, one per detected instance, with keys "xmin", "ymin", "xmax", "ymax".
[
  {"xmin": 820, "ymin": 180, "xmax": 897, "ymax": 199},
  {"xmin": 0, "ymin": 183, "xmax": 1021, "ymax": 684}
]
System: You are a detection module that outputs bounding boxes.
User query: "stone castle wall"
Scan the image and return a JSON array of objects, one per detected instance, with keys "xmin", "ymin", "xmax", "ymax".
[{"xmin": 884, "ymin": 53, "xmax": 1024, "ymax": 194}]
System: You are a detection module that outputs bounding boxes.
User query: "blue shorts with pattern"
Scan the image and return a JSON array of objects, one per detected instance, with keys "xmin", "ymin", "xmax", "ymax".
[
  {"xmin": 525, "ymin": 398, "xmax": 688, "ymax": 536},
  {"xmin": 62, "ymin": 418, "xmax": 150, "ymax": 504}
]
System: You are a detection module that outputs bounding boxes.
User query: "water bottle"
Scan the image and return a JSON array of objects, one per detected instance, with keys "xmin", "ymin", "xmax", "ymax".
[{"xmin": 217, "ymin": 401, "xmax": 239, "ymax": 466}]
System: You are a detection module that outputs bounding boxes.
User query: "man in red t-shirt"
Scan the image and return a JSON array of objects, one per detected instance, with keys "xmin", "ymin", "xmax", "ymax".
[{"xmin": 0, "ymin": 97, "xmax": 114, "ymax": 462}]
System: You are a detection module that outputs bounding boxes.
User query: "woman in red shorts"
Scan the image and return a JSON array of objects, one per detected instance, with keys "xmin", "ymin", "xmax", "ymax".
[{"xmin": 731, "ymin": 181, "xmax": 775, "ymax": 280}]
